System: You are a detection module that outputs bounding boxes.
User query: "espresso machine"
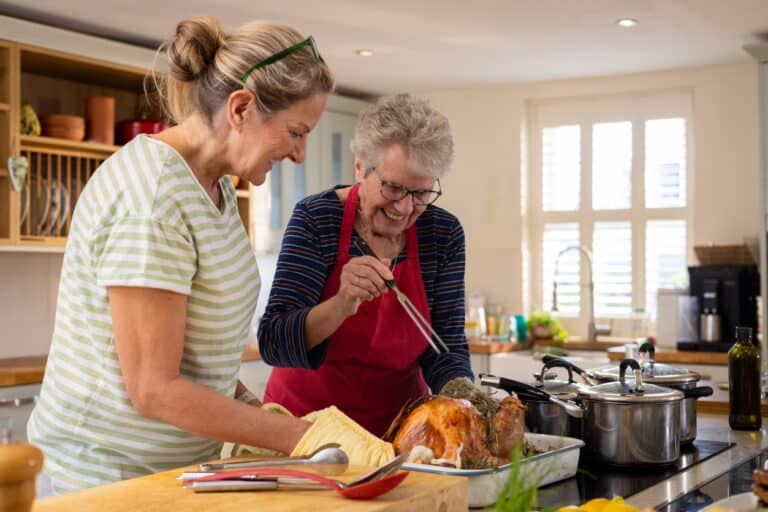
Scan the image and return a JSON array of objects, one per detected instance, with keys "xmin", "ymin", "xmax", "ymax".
[{"xmin": 678, "ymin": 264, "xmax": 760, "ymax": 351}]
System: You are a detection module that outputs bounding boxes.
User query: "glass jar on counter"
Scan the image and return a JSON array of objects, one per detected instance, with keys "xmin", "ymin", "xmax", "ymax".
[{"xmin": 465, "ymin": 292, "xmax": 486, "ymax": 339}]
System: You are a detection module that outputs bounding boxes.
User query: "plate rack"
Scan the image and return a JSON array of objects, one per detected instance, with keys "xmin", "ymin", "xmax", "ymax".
[{"xmin": 19, "ymin": 138, "xmax": 109, "ymax": 240}]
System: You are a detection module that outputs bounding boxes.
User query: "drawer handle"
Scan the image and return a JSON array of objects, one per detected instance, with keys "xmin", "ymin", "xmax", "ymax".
[{"xmin": 0, "ymin": 397, "xmax": 36, "ymax": 407}]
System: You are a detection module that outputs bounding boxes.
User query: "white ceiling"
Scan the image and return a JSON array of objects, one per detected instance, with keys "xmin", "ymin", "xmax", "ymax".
[{"xmin": 0, "ymin": 0, "xmax": 766, "ymax": 97}]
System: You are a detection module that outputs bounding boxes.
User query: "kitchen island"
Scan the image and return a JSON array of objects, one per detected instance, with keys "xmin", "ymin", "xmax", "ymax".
[{"xmin": 29, "ymin": 414, "xmax": 766, "ymax": 512}]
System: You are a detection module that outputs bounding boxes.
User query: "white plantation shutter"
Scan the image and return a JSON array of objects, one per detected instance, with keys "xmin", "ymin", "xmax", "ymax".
[
  {"xmin": 543, "ymin": 223, "xmax": 580, "ymax": 314},
  {"xmin": 531, "ymin": 94, "xmax": 691, "ymax": 335},
  {"xmin": 593, "ymin": 122, "xmax": 632, "ymax": 210},
  {"xmin": 542, "ymin": 126, "xmax": 580, "ymax": 212},
  {"xmin": 593, "ymin": 222, "xmax": 632, "ymax": 316},
  {"xmin": 646, "ymin": 220, "xmax": 688, "ymax": 319},
  {"xmin": 645, "ymin": 118, "xmax": 686, "ymax": 208}
]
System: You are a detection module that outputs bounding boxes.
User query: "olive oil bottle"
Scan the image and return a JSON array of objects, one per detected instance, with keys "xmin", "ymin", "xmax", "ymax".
[{"xmin": 728, "ymin": 326, "xmax": 762, "ymax": 430}]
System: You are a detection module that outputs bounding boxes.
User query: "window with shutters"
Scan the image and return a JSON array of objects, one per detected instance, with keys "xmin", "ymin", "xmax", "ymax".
[{"xmin": 528, "ymin": 93, "xmax": 691, "ymax": 334}]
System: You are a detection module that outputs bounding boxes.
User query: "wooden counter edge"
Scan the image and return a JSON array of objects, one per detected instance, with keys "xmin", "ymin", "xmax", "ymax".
[
  {"xmin": 469, "ymin": 339, "xmax": 532, "ymax": 354},
  {"xmin": 0, "ymin": 344, "xmax": 262, "ymax": 388},
  {"xmin": 0, "ymin": 355, "xmax": 47, "ymax": 387},
  {"xmin": 607, "ymin": 346, "xmax": 728, "ymax": 365}
]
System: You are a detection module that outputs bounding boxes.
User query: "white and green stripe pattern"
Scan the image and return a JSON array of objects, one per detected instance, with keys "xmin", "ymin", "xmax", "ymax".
[{"xmin": 28, "ymin": 135, "xmax": 260, "ymax": 493}]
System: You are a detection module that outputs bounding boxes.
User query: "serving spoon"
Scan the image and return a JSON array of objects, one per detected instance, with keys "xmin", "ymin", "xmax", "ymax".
[{"xmin": 196, "ymin": 444, "xmax": 347, "ymax": 473}]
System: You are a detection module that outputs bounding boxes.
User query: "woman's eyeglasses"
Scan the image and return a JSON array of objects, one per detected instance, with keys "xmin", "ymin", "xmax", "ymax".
[
  {"xmin": 241, "ymin": 36, "xmax": 324, "ymax": 86},
  {"xmin": 372, "ymin": 168, "xmax": 442, "ymax": 206}
]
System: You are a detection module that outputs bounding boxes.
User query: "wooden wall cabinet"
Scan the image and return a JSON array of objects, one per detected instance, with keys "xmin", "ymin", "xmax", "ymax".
[{"xmin": 0, "ymin": 41, "xmax": 152, "ymax": 250}]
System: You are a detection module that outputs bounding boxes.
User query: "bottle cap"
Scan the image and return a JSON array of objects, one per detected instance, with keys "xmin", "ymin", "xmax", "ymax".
[{"xmin": 735, "ymin": 326, "xmax": 753, "ymax": 341}]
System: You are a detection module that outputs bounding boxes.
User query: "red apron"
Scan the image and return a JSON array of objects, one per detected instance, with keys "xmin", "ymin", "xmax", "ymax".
[{"xmin": 264, "ymin": 184, "xmax": 430, "ymax": 436}]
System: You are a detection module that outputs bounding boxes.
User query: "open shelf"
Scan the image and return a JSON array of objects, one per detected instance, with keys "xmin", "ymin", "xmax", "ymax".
[
  {"xmin": 20, "ymin": 135, "xmax": 119, "ymax": 158},
  {"xmin": 0, "ymin": 102, "xmax": 9, "ymax": 112}
]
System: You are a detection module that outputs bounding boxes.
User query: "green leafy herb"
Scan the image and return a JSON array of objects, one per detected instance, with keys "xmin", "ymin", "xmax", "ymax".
[{"xmin": 493, "ymin": 442, "xmax": 551, "ymax": 512}]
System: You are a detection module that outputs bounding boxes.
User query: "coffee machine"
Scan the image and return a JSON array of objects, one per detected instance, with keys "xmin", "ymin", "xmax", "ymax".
[{"xmin": 678, "ymin": 264, "xmax": 760, "ymax": 351}]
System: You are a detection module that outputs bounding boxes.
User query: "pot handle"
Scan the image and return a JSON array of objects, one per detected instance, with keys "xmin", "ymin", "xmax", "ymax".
[
  {"xmin": 479, "ymin": 374, "xmax": 584, "ymax": 418},
  {"xmin": 683, "ymin": 385, "xmax": 714, "ymax": 399},
  {"xmin": 479, "ymin": 374, "xmax": 550, "ymax": 401},
  {"xmin": 639, "ymin": 341, "xmax": 656, "ymax": 366},
  {"xmin": 619, "ymin": 358, "xmax": 645, "ymax": 392},
  {"xmin": 539, "ymin": 358, "xmax": 575, "ymax": 384},
  {"xmin": 541, "ymin": 355, "xmax": 600, "ymax": 386}
]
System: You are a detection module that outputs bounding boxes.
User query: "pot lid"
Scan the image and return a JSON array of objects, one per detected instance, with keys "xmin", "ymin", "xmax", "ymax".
[
  {"xmin": 591, "ymin": 361, "xmax": 700, "ymax": 385},
  {"xmin": 532, "ymin": 379, "xmax": 584, "ymax": 401},
  {"xmin": 578, "ymin": 379, "xmax": 684, "ymax": 403}
]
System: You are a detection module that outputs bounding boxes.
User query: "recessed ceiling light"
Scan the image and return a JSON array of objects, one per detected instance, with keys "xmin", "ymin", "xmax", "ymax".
[
  {"xmin": 616, "ymin": 18, "xmax": 638, "ymax": 27},
  {"xmin": 356, "ymin": 49, "xmax": 375, "ymax": 57}
]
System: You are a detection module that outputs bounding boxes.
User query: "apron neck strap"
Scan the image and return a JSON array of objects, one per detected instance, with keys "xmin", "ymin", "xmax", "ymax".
[{"xmin": 338, "ymin": 184, "xmax": 361, "ymax": 259}]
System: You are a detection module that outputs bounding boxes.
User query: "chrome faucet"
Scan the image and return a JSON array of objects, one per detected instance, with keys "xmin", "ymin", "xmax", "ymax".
[{"xmin": 551, "ymin": 245, "xmax": 612, "ymax": 342}]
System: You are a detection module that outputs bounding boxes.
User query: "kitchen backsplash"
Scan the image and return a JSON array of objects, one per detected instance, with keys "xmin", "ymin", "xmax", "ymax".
[
  {"xmin": 0, "ymin": 252, "xmax": 62, "ymax": 358},
  {"xmin": 0, "ymin": 251, "xmax": 280, "ymax": 359}
]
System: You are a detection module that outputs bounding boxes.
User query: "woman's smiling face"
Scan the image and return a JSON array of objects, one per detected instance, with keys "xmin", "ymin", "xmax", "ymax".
[
  {"xmin": 230, "ymin": 92, "xmax": 328, "ymax": 186},
  {"xmin": 355, "ymin": 144, "xmax": 438, "ymax": 241}
]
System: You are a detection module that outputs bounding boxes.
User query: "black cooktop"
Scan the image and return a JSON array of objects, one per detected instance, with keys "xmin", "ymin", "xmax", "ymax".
[
  {"xmin": 537, "ymin": 440, "xmax": 735, "ymax": 510},
  {"xmin": 661, "ymin": 450, "xmax": 768, "ymax": 512}
]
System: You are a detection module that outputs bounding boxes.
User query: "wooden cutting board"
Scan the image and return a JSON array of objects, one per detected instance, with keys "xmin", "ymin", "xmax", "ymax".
[{"xmin": 32, "ymin": 463, "xmax": 468, "ymax": 512}]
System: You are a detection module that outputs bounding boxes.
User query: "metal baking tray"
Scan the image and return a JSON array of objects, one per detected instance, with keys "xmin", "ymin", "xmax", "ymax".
[{"xmin": 402, "ymin": 432, "xmax": 584, "ymax": 508}]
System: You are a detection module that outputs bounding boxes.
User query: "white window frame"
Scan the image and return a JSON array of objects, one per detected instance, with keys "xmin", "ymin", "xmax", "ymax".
[{"xmin": 526, "ymin": 91, "xmax": 695, "ymax": 338}]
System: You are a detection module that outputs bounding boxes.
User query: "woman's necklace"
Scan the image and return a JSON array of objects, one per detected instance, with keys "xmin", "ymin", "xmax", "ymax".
[{"xmin": 354, "ymin": 217, "xmax": 403, "ymax": 262}]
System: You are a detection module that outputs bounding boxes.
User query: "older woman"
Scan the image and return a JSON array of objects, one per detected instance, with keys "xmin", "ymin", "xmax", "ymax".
[
  {"xmin": 28, "ymin": 17, "xmax": 391, "ymax": 495},
  {"xmin": 259, "ymin": 94, "xmax": 474, "ymax": 436}
]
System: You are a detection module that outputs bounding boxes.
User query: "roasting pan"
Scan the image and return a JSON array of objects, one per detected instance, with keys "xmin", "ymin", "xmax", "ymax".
[{"xmin": 402, "ymin": 432, "xmax": 584, "ymax": 508}]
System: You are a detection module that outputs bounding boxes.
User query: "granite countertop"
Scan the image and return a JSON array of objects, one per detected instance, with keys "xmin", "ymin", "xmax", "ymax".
[{"xmin": 626, "ymin": 414, "xmax": 768, "ymax": 509}]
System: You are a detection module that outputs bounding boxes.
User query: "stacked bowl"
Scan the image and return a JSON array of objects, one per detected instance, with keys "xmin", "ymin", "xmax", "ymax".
[{"xmin": 41, "ymin": 114, "xmax": 85, "ymax": 141}]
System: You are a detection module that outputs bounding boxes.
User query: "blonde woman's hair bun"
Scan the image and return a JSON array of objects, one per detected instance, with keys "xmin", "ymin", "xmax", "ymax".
[{"xmin": 166, "ymin": 16, "xmax": 225, "ymax": 82}]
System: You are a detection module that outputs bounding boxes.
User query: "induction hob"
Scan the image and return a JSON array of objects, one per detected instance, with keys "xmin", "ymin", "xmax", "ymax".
[
  {"xmin": 662, "ymin": 449, "xmax": 768, "ymax": 512},
  {"xmin": 537, "ymin": 440, "xmax": 735, "ymax": 510}
]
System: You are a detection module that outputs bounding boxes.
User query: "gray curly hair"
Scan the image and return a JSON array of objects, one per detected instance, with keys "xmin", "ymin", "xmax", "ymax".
[{"xmin": 350, "ymin": 94, "xmax": 454, "ymax": 179}]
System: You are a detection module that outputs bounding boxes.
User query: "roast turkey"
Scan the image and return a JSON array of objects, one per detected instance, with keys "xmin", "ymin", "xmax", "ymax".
[{"xmin": 384, "ymin": 378, "xmax": 527, "ymax": 469}]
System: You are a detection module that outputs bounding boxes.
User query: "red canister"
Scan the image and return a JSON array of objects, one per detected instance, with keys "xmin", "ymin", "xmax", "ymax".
[{"xmin": 115, "ymin": 116, "xmax": 168, "ymax": 145}]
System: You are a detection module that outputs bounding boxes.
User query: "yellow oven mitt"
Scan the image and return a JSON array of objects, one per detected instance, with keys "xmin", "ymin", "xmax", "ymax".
[
  {"xmin": 231, "ymin": 402, "xmax": 295, "ymax": 457},
  {"xmin": 292, "ymin": 406, "xmax": 395, "ymax": 467}
]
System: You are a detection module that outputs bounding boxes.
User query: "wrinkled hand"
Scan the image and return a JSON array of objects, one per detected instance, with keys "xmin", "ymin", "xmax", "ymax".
[
  {"xmin": 336, "ymin": 255, "xmax": 393, "ymax": 316},
  {"xmin": 292, "ymin": 406, "xmax": 395, "ymax": 467}
]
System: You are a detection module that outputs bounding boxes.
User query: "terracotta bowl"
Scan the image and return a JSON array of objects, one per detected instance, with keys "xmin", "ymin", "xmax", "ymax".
[{"xmin": 42, "ymin": 114, "xmax": 85, "ymax": 141}]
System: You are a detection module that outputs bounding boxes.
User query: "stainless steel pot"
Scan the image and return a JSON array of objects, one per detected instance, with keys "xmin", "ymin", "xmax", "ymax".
[
  {"xmin": 524, "ymin": 359, "xmax": 586, "ymax": 438},
  {"xmin": 578, "ymin": 359, "xmax": 684, "ymax": 467},
  {"xmin": 479, "ymin": 371, "xmax": 584, "ymax": 439},
  {"xmin": 589, "ymin": 343, "xmax": 713, "ymax": 444}
]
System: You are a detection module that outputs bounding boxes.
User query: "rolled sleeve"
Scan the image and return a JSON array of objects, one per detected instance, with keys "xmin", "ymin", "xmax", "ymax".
[
  {"xmin": 93, "ymin": 217, "xmax": 196, "ymax": 295},
  {"xmin": 258, "ymin": 201, "xmax": 331, "ymax": 369}
]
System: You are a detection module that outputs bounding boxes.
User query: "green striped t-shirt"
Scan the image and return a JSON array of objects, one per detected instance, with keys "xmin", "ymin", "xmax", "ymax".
[{"xmin": 28, "ymin": 134, "xmax": 260, "ymax": 493}]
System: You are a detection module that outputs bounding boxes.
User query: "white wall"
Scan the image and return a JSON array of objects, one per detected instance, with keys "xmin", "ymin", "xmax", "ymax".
[
  {"xmin": 0, "ymin": 253, "xmax": 62, "ymax": 357},
  {"xmin": 424, "ymin": 60, "xmax": 761, "ymax": 322}
]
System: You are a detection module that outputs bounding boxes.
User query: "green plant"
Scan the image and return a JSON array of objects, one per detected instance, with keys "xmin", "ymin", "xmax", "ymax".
[{"xmin": 526, "ymin": 311, "xmax": 568, "ymax": 343}]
